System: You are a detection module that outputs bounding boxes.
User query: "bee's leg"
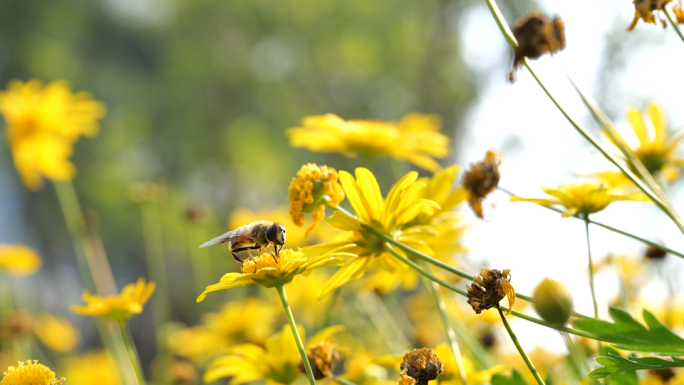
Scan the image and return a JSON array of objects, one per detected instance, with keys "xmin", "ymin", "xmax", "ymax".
[
  {"xmin": 231, "ymin": 246, "xmax": 262, "ymax": 272},
  {"xmin": 265, "ymin": 243, "xmax": 278, "ymax": 263}
]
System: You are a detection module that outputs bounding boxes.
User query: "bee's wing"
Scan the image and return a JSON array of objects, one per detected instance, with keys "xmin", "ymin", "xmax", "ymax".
[{"xmin": 199, "ymin": 230, "xmax": 236, "ymax": 248}]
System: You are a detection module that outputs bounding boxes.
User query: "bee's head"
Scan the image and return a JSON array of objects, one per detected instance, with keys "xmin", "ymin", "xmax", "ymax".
[{"xmin": 266, "ymin": 223, "xmax": 287, "ymax": 246}]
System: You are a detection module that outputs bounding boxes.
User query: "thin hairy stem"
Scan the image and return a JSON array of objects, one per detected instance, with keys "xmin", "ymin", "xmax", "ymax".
[
  {"xmin": 498, "ymin": 307, "xmax": 545, "ymax": 385},
  {"xmin": 118, "ymin": 322, "xmax": 146, "ymax": 385},
  {"xmin": 665, "ymin": 8, "xmax": 684, "ymax": 44},
  {"xmin": 276, "ymin": 285, "xmax": 317, "ymax": 385},
  {"xmin": 585, "ymin": 219, "xmax": 599, "ymax": 318}
]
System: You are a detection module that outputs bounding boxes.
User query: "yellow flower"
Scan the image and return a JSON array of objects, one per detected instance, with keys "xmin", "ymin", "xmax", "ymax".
[
  {"xmin": 168, "ymin": 325, "xmax": 222, "ymax": 363},
  {"xmin": 434, "ymin": 343, "xmax": 505, "ymax": 385},
  {"xmin": 59, "ymin": 351, "xmax": 120, "ymax": 385},
  {"xmin": 71, "ymin": 277, "xmax": 155, "ymax": 322},
  {"xmin": 627, "ymin": 0, "xmax": 672, "ymax": 31},
  {"xmin": 288, "ymin": 164, "xmax": 345, "ymax": 236},
  {"xmin": 204, "ymin": 325, "xmax": 343, "ymax": 385},
  {"xmin": 675, "ymin": 0, "xmax": 684, "ymax": 23},
  {"xmin": 287, "ymin": 113, "xmax": 450, "ymax": 172},
  {"xmin": 640, "ymin": 368, "xmax": 684, "ymax": 385},
  {"xmin": 602, "ymin": 103, "xmax": 684, "ymax": 183},
  {"xmin": 319, "ymin": 168, "xmax": 441, "ymax": 296},
  {"xmin": 266, "ymin": 271, "xmax": 331, "ymax": 327},
  {"xmin": 466, "ymin": 269, "xmax": 516, "ymax": 314},
  {"xmin": 510, "ymin": 182, "xmax": 646, "ymax": 218},
  {"xmin": 0, "ymin": 244, "xmax": 42, "ymax": 277},
  {"xmin": 197, "ymin": 247, "xmax": 353, "ymax": 301},
  {"xmin": 34, "ymin": 313, "xmax": 80, "ymax": 353},
  {"xmin": 0, "ymin": 79, "xmax": 105, "ymax": 190},
  {"xmin": 1, "ymin": 360, "xmax": 64, "ymax": 385}
]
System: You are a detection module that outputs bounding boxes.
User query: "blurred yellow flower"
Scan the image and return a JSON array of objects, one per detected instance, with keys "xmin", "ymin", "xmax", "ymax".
[
  {"xmin": 197, "ymin": 247, "xmax": 353, "ymax": 301},
  {"xmin": 0, "ymin": 244, "xmax": 42, "ymax": 277},
  {"xmin": 319, "ymin": 168, "xmax": 440, "ymax": 296},
  {"xmin": 34, "ymin": 313, "xmax": 80, "ymax": 353},
  {"xmin": 640, "ymin": 368, "xmax": 684, "ymax": 384},
  {"xmin": 59, "ymin": 351, "xmax": 120, "ymax": 385},
  {"xmin": 71, "ymin": 278, "xmax": 155, "ymax": 322},
  {"xmin": 0, "ymin": 79, "xmax": 105, "ymax": 190},
  {"xmin": 502, "ymin": 348, "xmax": 566, "ymax": 384},
  {"xmin": 266, "ymin": 271, "xmax": 331, "ymax": 326},
  {"xmin": 602, "ymin": 103, "xmax": 684, "ymax": 184},
  {"xmin": 434, "ymin": 343, "xmax": 504, "ymax": 384},
  {"xmin": 168, "ymin": 325, "xmax": 222, "ymax": 363},
  {"xmin": 287, "ymin": 113, "xmax": 450, "ymax": 172},
  {"xmin": 288, "ymin": 164, "xmax": 345, "ymax": 236},
  {"xmin": 205, "ymin": 324, "xmax": 343, "ymax": 385},
  {"xmin": 1, "ymin": 360, "xmax": 64, "ymax": 385},
  {"xmin": 510, "ymin": 182, "xmax": 646, "ymax": 218},
  {"xmin": 675, "ymin": 0, "xmax": 684, "ymax": 23},
  {"xmin": 626, "ymin": 0, "xmax": 672, "ymax": 31}
]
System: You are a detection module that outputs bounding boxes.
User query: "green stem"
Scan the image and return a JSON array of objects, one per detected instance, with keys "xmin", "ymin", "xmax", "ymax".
[
  {"xmin": 665, "ymin": 8, "xmax": 684, "ymax": 45},
  {"xmin": 420, "ymin": 263, "xmax": 467, "ymax": 384},
  {"xmin": 54, "ymin": 181, "xmax": 97, "ymax": 293},
  {"xmin": 484, "ymin": 0, "xmax": 517, "ymax": 48},
  {"xmin": 334, "ymin": 377, "xmax": 360, "ymax": 385},
  {"xmin": 497, "ymin": 307, "xmax": 545, "ymax": 385},
  {"xmin": 584, "ymin": 219, "xmax": 599, "ymax": 318},
  {"xmin": 383, "ymin": 243, "xmax": 601, "ymax": 340},
  {"xmin": 500, "ymin": 187, "xmax": 684, "ymax": 259},
  {"xmin": 327, "ymin": 203, "xmax": 590, "ymax": 319},
  {"xmin": 118, "ymin": 321, "xmax": 146, "ymax": 385},
  {"xmin": 276, "ymin": 285, "xmax": 316, "ymax": 385}
]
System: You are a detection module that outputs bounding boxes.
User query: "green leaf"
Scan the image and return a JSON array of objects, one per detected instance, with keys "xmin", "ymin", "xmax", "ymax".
[
  {"xmin": 491, "ymin": 370, "xmax": 529, "ymax": 385},
  {"xmin": 573, "ymin": 307, "xmax": 684, "ymax": 355},
  {"xmin": 589, "ymin": 353, "xmax": 684, "ymax": 379},
  {"xmin": 603, "ymin": 347, "xmax": 638, "ymax": 385}
]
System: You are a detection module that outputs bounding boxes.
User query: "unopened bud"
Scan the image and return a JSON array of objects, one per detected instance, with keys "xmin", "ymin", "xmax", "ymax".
[{"xmin": 533, "ymin": 278, "xmax": 573, "ymax": 325}]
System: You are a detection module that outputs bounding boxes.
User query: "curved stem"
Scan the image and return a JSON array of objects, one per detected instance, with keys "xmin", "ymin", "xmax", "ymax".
[
  {"xmin": 383, "ymin": 243, "xmax": 601, "ymax": 340},
  {"xmin": 664, "ymin": 8, "xmax": 684, "ymax": 44},
  {"xmin": 420, "ymin": 263, "xmax": 467, "ymax": 384},
  {"xmin": 276, "ymin": 285, "xmax": 316, "ymax": 385},
  {"xmin": 500, "ymin": 187, "xmax": 684, "ymax": 259},
  {"xmin": 497, "ymin": 307, "xmax": 545, "ymax": 385},
  {"xmin": 585, "ymin": 219, "xmax": 599, "ymax": 318},
  {"xmin": 118, "ymin": 321, "xmax": 146, "ymax": 385}
]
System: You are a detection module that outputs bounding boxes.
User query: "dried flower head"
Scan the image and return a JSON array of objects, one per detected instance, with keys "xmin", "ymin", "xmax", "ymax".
[
  {"xmin": 289, "ymin": 164, "xmax": 345, "ymax": 236},
  {"xmin": 647, "ymin": 368, "xmax": 676, "ymax": 382},
  {"xmin": 0, "ymin": 311, "xmax": 34, "ymax": 341},
  {"xmin": 398, "ymin": 370, "xmax": 417, "ymax": 385},
  {"xmin": 509, "ymin": 12, "xmax": 566, "ymax": 82},
  {"xmin": 466, "ymin": 269, "xmax": 516, "ymax": 314},
  {"xmin": 645, "ymin": 244, "xmax": 668, "ymax": 261},
  {"xmin": 299, "ymin": 340, "xmax": 340, "ymax": 379},
  {"xmin": 399, "ymin": 349, "xmax": 444, "ymax": 385},
  {"xmin": 1, "ymin": 360, "xmax": 64, "ymax": 385},
  {"xmin": 627, "ymin": 0, "xmax": 673, "ymax": 31},
  {"xmin": 462, "ymin": 150, "xmax": 502, "ymax": 219},
  {"xmin": 170, "ymin": 360, "xmax": 198, "ymax": 385}
]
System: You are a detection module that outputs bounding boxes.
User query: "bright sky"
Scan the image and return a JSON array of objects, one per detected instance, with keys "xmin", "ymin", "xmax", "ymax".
[{"xmin": 456, "ymin": 0, "xmax": 684, "ymax": 352}]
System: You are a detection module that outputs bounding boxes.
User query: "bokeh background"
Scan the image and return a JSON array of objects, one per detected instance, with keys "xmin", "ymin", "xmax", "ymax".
[{"xmin": 2, "ymin": 0, "xmax": 684, "ymax": 383}]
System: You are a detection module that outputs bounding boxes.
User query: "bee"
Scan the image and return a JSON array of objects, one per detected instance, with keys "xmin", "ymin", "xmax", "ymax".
[{"xmin": 200, "ymin": 220, "xmax": 287, "ymax": 272}]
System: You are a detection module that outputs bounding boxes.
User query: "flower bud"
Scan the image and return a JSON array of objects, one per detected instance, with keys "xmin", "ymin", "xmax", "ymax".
[{"xmin": 533, "ymin": 278, "xmax": 573, "ymax": 325}]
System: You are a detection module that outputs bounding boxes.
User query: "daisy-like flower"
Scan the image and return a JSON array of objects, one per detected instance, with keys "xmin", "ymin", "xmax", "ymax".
[
  {"xmin": 466, "ymin": 269, "xmax": 516, "ymax": 314},
  {"xmin": 204, "ymin": 324, "xmax": 343, "ymax": 385},
  {"xmin": 509, "ymin": 12, "xmax": 566, "ymax": 82},
  {"xmin": 510, "ymin": 182, "xmax": 647, "ymax": 218},
  {"xmin": 287, "ymin": 113, "xmax": 450, "ymax": 172},
  {"xmin": 433, "ymin": 343, "xmax": 505, "ymax": 385},
  {"xmin": 319, "ymin": 168, "xmax": 441, "ymax": 296},
  {"xmin": 0, "ymin": 244, "xmax": 42, "ymax": 277},
  {"xmin": 1, "ymin": 360, "xmax": 64, "ymax": 385},
  {"xmin": 71, "ymin": 277, "xmax": 155, "ymax": 322},
  {"xmin": 0, "ymin": 79, "xmax": 105, "ymax": 190},
  {"xmin": 601, "ymin": 103, "xmax": 684, "ymax": 183},
  {"xmin": 627, "ymin": 0, "xmax": 672, "ymax": 31},
  {"xmin": 33, "ymin": 313, "xmax": 80, "ymax": 353},
  {"xmin": 463, "ymin": 150, "xmax": 502, "ymax": 219},
  {"xmin": 196, "ymin": 247, "xmax": 353, "ymax": 301},
  {"xmin": 60, "ymin": 351, "xmax": 121, "ymax": 385},
  {"xmin": 288, "ymin": 164, "xmax": 345, "ymax": 236}
]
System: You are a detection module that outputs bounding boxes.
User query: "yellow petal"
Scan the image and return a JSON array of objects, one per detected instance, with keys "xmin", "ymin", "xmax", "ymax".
[
  {"xmin": 355, "ymin": 168, "xmax": 384, "ymax": 222},
  {"xmin": 339, "ymin": 170, "xmax": 371, "ymax": 224},
  {"xmin": 648, "ymin": 103, "xmax": 667, "ymax": 147},
  {"xmin": 319, "ymin": 257, "xmax": 371, "ymax": 298},
  {"xmin": 308, "ymin": 325, "xmax": 345, "ymax": 346},
  {"xmin": 627, "ymin": 107, "xmax": 649, "ymax": 148},
  {"xmin": 325, "ymin": 210, "xmax": 362, "ymax": 231}
]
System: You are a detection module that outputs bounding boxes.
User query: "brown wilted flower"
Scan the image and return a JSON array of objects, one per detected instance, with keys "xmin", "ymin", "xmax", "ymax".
[
  {"xmin": 648, "ymin": 368, "xmax": 676, "ymax": 382},
  {"xmin": 509, "ymin": 12, "xmax": 566, "ymax": 82},
  {"xmin": 466, "ymin": 269, "xmax": 516, "ymax": 314},
  {"xmin": 299, "ymin": 340, "xmax": 340, "ymax": 380},
  {"xmin": 170, "ymin": 360, "xmax": 198, "ymax": 385},
  {"xmin": 674, "ymin": 1, "xmax": 684, "ymax": 23},
  {"xmin": 398, "ymin": 370, "xmax": 417, "ymax": 385},
  {"xmin": 627, "ymin": 0, "xmax": 673, "ymax": 31},
  {"xmin": 185, "ymin": 204, "xmax": 208, "ymax": 225},
  {"xmin": 399, "ymin": 348, "xmax": 444, "ymax": 385},
  {"xmin": 645, "ymin": 244, "xmax": 667, "ymax": 261},
  {"xmin": 0, "ymin": 311, "xmax": 34, "ymax": 341},
  {"xmin": 462, "ymin": 150, "xmax": 502, "ymax": 219}
]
